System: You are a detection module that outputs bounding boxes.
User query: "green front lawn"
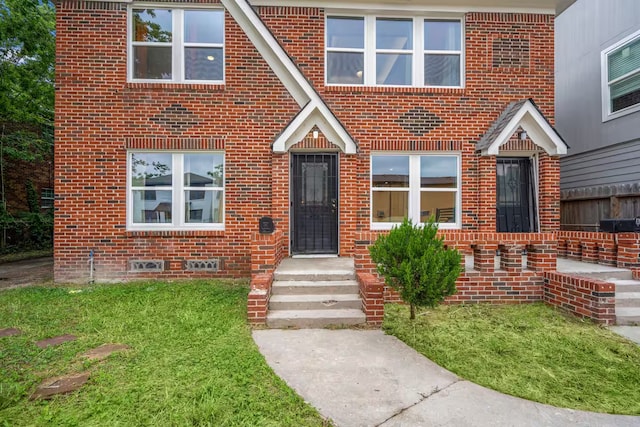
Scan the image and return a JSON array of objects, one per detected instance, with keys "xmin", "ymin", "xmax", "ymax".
[
  {"xmin": 0, "ymin": 281, "xmax": 327, "ymax": 426},
  {"xmin": 384, "ymin": 303, "xmax": 640, "ymax": 415}
]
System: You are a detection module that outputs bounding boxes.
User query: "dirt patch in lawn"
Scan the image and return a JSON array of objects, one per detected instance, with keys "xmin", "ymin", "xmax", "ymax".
[{"xmin": 0, "ymin": 257, "xmax": 53, "ymax": 290}]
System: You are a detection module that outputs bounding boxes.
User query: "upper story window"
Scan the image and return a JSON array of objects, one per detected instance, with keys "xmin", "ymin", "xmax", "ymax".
[
  {"xmin": 128, "ymin": 151, "xmax": 225, "ymax": 230},
  {"xmin": 326, "ymin": 15, "xmax": 463, "ymax": 88},
  {"xmin": 371, "ymin": 154, "xmax": 460, "ymax": 230},
  {"xmin": 602, "ymin": 29, "xmax": 640, "ymax": 120},
  {"xmin": 130, "ymin": 8, "xmax": 224, "ymax": 83}
]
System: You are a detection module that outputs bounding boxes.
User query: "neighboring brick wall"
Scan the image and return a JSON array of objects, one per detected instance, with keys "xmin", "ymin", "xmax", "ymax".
[
  {"xmin": 4, "ymin": 157, "xmax": 54, "ymax": 214},
  {"xmin": 544, "ymin": 272, "xmax": 616, "ymax": 325},
  {"xmin": 55, "ymin": 3, "xmax": 557, "ymax": 282}
]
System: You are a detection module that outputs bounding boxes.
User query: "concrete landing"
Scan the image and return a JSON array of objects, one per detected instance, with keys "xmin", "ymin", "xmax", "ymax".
[
  {"xmin": 556, "ymin": 258, "xmax": 633, "ymax": 280},
  {"xmin": 253, "ymin": 329, "xmax": 640, "ymax": 427},
  {"xmin": 275, "ymin": 257, "xmax": 356, "ymax": 281}
]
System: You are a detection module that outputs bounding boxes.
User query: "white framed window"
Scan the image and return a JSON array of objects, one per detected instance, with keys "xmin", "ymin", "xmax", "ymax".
[
  {"xmin": 602, "ymin": 29, "xmax": 640, "ymax": 120},
  {"xmin": 326, "ymin": 15, "xmax": 464, "ymax": 88},
  {"xmin": 371, "ymin": 154, "xmax": 460, "ymax": 230},
  {"xmin": 129, "ymin": 7, "xmax": 224, "ymax": 83},
  {"xmin": 127, "ymin": 151, "xmax": 224, "ymax": 230}
]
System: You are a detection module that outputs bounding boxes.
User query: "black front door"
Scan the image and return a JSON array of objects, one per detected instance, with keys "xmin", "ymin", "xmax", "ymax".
[
  {"xmin": 291, "ymin": 153, "xmax": 338, "ymax": 254},
  {"xmin": 496, "ymin": 158, "xmax": 537, "ymax": 233}
]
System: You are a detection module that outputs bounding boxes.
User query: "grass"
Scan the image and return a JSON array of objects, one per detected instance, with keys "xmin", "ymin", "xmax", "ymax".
[
  {"xmin": 0, "ymin": 281, "xmax": 328, "ymax": 426},
  {"xmin": 0, "ymin": 249, "xmax": 52, "ymax": 264},
  {"xmin": 384, "ymin": 303, "xmax": 640, "ymax": 415}
]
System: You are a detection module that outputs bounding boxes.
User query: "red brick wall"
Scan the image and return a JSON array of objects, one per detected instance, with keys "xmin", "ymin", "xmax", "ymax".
[
  {"xmin": 55, "ymin": 2, "xmax": 557, "ymax": 282},
  {"xmin": 557, "ymin": 231, "xmax": 640, "ymax": 278},
  {"xmin": 544, "ymin": 272, "xmax": 616, "ymax": 325}
]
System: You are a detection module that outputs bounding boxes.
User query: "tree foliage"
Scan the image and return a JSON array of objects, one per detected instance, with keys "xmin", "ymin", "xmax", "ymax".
[
  {"xmin": 369, "ymin": 218, "xmax": 462, "ymax": 320},
  {"xmin": 0, "ymin": 0, "xmax": 55, "ymax": 249},
  {"xmin": 0, "ymin": 0, "xmax": 55, "ymax": 131}
]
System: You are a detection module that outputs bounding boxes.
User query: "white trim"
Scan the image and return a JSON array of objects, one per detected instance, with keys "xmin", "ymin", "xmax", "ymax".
[
  {"xmin": 221, "ymin": 0, "xmax": 358, "ymax": 154},
  {"xmin": 128, "ymin": 6, "xmax": 225, "ymax": 84},
  {"xmin": 601, "ymin": 28, "xmax": 640, "ymax": 122},
  {"xmin": 126, "ymin": 150, "xmax": 225, "ymax": 231},
  {"xmin": 481, "ymin": 100, "xmax": 567, "ymax": 156},
  {"xmin": 370, "ymin": 152, "xmax": 461, "ymax": 230},
  {"xmin": 251, "ymin": 0, "xmax": 554, "ymax": 14},
  {"xmin": 325, "ymin": 14, "xmax": 465, "ymax": 89}
]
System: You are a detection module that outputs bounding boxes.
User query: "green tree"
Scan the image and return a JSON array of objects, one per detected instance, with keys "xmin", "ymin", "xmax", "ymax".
[
  {"xmin": 369, "ymin": 218, "xmax": 462, "ymax": 320},
  {"xmin": 0, "ymin": 0, "xmax": 55, "ymax": 209}
]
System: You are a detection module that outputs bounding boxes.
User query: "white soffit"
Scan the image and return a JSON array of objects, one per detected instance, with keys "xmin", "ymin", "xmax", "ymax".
[{"xmin": 220, "ymin": 0, "xmax": 358, "ymax": 154}]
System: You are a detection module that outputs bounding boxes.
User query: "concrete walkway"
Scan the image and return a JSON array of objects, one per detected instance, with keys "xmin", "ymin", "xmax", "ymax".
[{"xmin": 253, "ymin": 329, "xmax": 640, "ymax": 427}]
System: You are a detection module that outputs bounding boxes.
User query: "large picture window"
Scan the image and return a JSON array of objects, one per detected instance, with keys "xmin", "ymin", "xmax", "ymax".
[
  {"xmin": 130, "ymin": 8, "xmax": 224, "ymax": 83},
  {"xmin": 326, "ymin": 15, "xmax": 463, "ymax": 88},
  {"xmin": 602, "ymin": 29, "xmax": 640, "ymax": 119},
  {"xmin": 128, "ymin": 152, "xmax": 224, "ymax": 230},
  {"xmin": 371, "ymin": 154, "xmax": 460, "ymax": 229}
]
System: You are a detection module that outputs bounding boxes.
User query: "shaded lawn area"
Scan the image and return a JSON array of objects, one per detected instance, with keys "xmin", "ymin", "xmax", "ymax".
[
  {"xmin": 384, "ymin": 303, "xmax": 640, "ymax": 415},
  {"xmin": 0, "ymin": 281, "xmax": 327, "ymax": 426}
]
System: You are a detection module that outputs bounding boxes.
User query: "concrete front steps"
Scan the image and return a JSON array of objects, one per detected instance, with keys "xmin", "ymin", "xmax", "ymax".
[
  {"xmin": 266, "ymin": 257, "xmax": 366, "ymax": 329},
  {"xmin": 556, "ymin": 258, "xmax": 640, "ymax": 325},
  {"xmin": 613, "ymin": 279, "xmax": 640, "ymax": 326}
]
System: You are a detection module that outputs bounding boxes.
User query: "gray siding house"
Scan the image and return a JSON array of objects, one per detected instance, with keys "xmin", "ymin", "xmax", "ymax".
[{"xmin": 556, "ymin": 0, "xmax": 640, "ymax": 229}]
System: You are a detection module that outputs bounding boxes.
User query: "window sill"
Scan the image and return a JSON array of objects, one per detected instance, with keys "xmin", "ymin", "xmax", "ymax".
[
  {"xmin": 602, "ymin": 103, "xmax": 640, "ymax": 122},
  {"xmin": 124, "ymin": 82, "xmax": 225, "ymax": 92},
  {"xmin": 125, "ymin": 229, "xmax": 225, "ymax": 238},
  {"xmin": 324, "ymin": 85, "xmax": 465, "ymax": 95}
]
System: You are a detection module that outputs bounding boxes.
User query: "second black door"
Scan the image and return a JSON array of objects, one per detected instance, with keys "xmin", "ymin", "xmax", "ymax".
[
  {"xmin": 496, "ymin": 157, "xmax": 537, "ymax": 233},
  {"xmin": 291, "ymin": 153, "xmax": 338, "ymax": 254}
]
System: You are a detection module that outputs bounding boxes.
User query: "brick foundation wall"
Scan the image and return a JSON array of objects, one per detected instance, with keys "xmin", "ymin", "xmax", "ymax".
[
  {"xmin": 55, "ymin": 3, "xmax": 557, "ymax": 283},
  {"xmin": 544, "ymin": 272, "xmax": 616, "ymax": 325}
]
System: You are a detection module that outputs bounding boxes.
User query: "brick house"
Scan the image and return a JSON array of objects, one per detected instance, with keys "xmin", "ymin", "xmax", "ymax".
[{"xmin": 57, "ymin": 0, "xmax": 623, "ymax": 324}]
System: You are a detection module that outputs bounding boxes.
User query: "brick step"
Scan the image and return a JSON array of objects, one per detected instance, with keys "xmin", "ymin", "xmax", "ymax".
[
  {"xmin": 269, "ymin": 294, "xmax": 361, "ymax": 310},
  {"xmin": 616, "ymin": 307, "xmax": 640, "ymax": 326},
  {"xmin": 615, "ymin": 292, "xmax": 640, "ymax": 308},
  {"xmin": 271, "ymin": 280, "xmax": 359, "ymax": 295},
  {"xmin": 613, "ymin": 280, "xmax": 640, "ymax": 293},
  {"xmin": 266, "ymin": 309, "xmax": 366, "ymax": 329}
]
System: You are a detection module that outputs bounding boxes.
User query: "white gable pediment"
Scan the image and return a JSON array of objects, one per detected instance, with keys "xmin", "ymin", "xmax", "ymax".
[{"xmin": 477, "ymin": 99, "xmax": 568, "ymax": 156}]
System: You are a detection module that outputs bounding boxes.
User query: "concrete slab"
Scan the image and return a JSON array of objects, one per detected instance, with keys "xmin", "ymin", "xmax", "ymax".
[
  {"xmin": 266, "ymin": 309, "xmax": 366, "ymax": 329},
  {"xmin": 556, "ymin": 258, "xmax": 633, "ymax": 280},
  {"xmin": 253, "ymin": 329, "xmax": 459, "ymax": 427},
  {"xmin": 275, "ymin": 257, "xmax": 355, "ymax": 281},
  {"xmin": 610, "ymin": 326, "xmax": 640, "ymax": 345},
  {"xmin": 380, "ymin": 380, "xmax": 640, "ymax": 427},
  {"xmin": 253, "ymin": 329, "xmax": 640, "ymax": 427}
]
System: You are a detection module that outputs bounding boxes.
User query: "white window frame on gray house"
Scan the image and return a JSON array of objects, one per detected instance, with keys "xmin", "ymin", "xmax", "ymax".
[
  {"xmin": 325, "ymin": 14, "xmax": 464, "ymax": 88},
  {"xmin": 370, "ymin": 153, "xmax": 461, "ymax": 230},
  {"xmin": 601, "ymin": 28, "xmax": 640, "ymax": 121},
  {"xmin": 127, "ymin": 151, "xmax": 225, "ymax": 231},
  {"xmin": 128, "ymin": 6, "xmax": 225, "ymax": 84}
]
